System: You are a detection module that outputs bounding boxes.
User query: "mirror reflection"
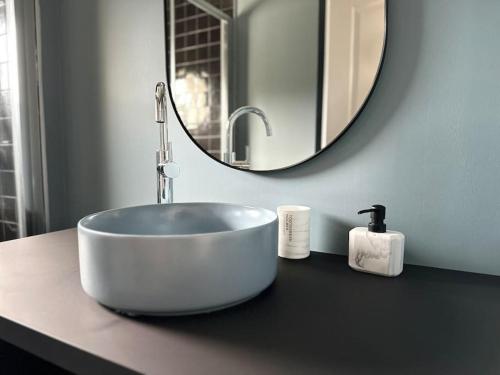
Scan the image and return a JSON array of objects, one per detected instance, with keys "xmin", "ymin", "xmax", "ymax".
[{"xmin": 166, "ymin": 0, "xmax": 386, "ymax": 171}]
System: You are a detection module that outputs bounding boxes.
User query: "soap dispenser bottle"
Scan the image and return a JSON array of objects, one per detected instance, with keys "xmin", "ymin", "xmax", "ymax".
[{"xmin": 348, "ymin": 205, "xmax": 405, "ymax": 277}]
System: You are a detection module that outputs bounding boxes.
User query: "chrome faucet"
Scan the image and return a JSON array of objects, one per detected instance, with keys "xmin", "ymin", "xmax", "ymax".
[
  {"xmin": 223, "ymin": 106, "xmax": 272, "ymax": 165},
  {"xmin": 155, "ymin": 82, "xmax": 179, "ymax": 204}
]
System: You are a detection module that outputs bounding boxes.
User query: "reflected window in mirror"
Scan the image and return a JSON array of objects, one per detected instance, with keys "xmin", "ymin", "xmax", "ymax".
[{"xmin": 167, "ymin": 0, "xmax": 233, "ymax": 161}]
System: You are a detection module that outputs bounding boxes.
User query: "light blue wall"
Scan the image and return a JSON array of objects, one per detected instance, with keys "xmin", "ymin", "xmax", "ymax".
[
  {"xmin": 39, "ymin": 0, "xmax": 67, "ymax": 231},
  {"xmin": 41, "ymin": 0, "xmax": 500, "ymax": 276}
]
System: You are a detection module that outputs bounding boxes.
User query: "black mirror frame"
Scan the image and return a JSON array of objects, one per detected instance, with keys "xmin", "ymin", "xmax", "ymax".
[{"xmin": 163, "ymin": 0, "xmax": 388, "ymax": 173}]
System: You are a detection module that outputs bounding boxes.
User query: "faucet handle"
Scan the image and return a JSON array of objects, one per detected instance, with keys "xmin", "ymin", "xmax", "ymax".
[
  {"xmin": 155, "ymin": 82, "xmax": 167, "ymax": 123},
  {"xmin": 158, "ymin": 161, "xmax": 180, "ymax": 179}
]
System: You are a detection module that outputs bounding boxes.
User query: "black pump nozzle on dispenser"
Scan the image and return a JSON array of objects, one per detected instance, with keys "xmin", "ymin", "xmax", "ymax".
[{"xmin": 358, "ymin": 204, "xmax": 386, "ymax": 233}]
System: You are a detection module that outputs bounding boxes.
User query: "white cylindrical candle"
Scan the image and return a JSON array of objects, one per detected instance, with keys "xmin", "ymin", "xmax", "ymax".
[{"xmin": 277, "ymin": 205, "xmax": 311, "ymax": 259}]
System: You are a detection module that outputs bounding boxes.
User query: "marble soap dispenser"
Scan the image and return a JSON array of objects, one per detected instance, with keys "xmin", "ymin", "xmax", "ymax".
[{"xmin": 349, "ymin": 205, "xmax": 405, "ymax": 277}]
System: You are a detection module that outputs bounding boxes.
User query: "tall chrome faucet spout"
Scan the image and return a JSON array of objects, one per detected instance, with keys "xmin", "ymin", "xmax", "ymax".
[
  {"xmin": 155, "ymin": 82, "xmax": 179, "ymax": 204},
  {"xmin": 224, "ymin": 106, "xmax": 272, "ymax": 165}
]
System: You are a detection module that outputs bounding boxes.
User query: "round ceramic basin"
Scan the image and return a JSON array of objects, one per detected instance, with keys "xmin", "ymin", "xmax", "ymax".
[{"xmin": 77, "ymin": 203, "xmax": 278, "ymax": 316}]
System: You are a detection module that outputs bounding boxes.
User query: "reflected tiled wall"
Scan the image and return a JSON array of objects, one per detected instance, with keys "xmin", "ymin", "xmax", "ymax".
[
  {"xmin": 171, "ymin": 0, "xmax": 233, "ymax": 159},
  {"xmin": 0, "ymin": 0, "xmax": 18, "ymax": 241}
]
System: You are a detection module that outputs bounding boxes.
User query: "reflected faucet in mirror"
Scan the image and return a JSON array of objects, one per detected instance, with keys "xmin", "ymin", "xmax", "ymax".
[
  {"xmin": 155, "ymin": 82, "xmax": 180, "ymax": 204},
  {"xmin": 166, "ymin": 0, "xmax": 386, "ymax": 171},
  {"xmin": 224, "ymin": 106, "xmax": 272, "ymax": 168}
]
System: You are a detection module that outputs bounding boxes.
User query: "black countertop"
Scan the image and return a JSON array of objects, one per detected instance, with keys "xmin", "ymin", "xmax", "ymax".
[{"xmin": 0, "ymin": 229, "xmax": 499, "ymax": 374}]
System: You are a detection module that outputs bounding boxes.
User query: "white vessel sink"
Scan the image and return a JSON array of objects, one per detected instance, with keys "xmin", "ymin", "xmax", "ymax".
[{"xmin": 77, "ymin": 203, "xmax": 278, "ymax": 316}]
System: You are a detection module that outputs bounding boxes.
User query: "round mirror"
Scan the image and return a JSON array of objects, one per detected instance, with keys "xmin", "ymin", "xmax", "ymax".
[{"xmin": 165, "ymin": 0, "xmax": 386, "ymax": 171}]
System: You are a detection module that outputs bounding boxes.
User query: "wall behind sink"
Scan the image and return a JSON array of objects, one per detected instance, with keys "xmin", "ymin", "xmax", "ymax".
[{"xmin": 39, "ymin": 0, "xmax": 500, "ymax": 276}]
